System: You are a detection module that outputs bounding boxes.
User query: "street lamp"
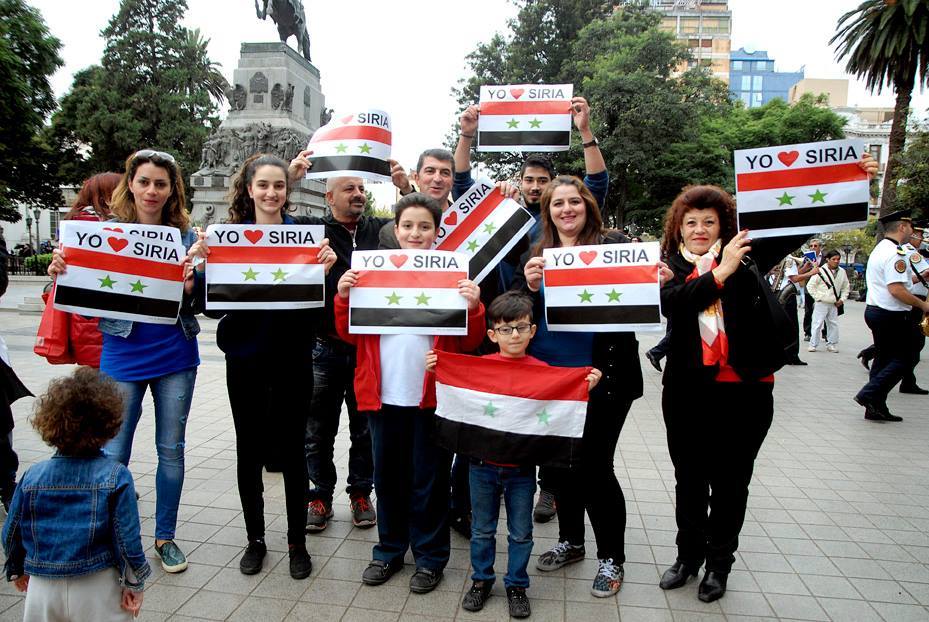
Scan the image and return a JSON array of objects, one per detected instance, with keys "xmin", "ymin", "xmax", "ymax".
[
  {"xmin": 25, "ymin": 210, "xmax": 33, "ymax": 251},
  {"xmin": 841, "ymin": 243, "xmax": 853, "ymax": 266},
  {"xmin": 33, "ymin": 208, "xmax": 42, "ymax": 250}
]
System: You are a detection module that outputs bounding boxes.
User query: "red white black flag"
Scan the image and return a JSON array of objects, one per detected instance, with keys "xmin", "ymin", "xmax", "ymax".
[
  {"xmin": 306, "ymin": 109, "xmax": 392, "ymax": 182},
  {"xmin": 477, "ymin": 84, "xmax": 573, "ymax": 152}
]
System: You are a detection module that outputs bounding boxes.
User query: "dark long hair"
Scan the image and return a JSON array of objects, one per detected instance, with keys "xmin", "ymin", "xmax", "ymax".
[
  {"xmin": 661, "ymin": 185, "xmax": 737, "ymax": 257},
  {"xmin": 111, "ymin": 150, "xmax": 189, "ymax": 231},
  {"xmin": 531, "ymin": 176, "xmax": 604, "ymax": 256},
  {"xmin": 227, "ymin": 154, "xmax": 291, "ymax": 223}
]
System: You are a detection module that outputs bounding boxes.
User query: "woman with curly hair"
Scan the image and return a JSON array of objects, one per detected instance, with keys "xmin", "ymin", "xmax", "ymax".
[
  {"xmin": 2, "ymin": 367, "xmax": 151, "ymax": 621},
  {"xmin": 47, "ymin": 150, "xmax": 207, "ymax": 574},
  {"xmin": 197, "ymin": 154, "xmax": 336, "ymax": 579}
]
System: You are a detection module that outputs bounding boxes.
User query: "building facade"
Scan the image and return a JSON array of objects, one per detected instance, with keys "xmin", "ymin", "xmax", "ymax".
[
  {"xmin": 729, "ymin": 48, "xmax": 804, "ymax": 108},
  {"xmin": 650, "ymin": 0, "xmax": 732, "ymax": 83}
]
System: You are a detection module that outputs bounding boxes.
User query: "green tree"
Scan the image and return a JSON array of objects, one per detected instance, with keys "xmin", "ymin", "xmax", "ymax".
[
  {"xmin": 49, "ymin": 0, "xmax": 228, "ymax": 183},
  {"xmin": 895, "ymin": 125, "xmax": 929, "ymax": 219},
  {"xmin": 831, "ymin": 0, "xmax": 929, "ymax": 214},
  {"xmin": 0, "ymin": 0, "xmax": 63, "ymax": 221}
]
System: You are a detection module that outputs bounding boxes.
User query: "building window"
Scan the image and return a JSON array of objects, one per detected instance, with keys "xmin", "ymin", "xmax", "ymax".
[
  {"xmin": 753, "ymin": 76, "xmax": 763, "ymax": 91},
  {"xmin": 741, "ymin": 93, "xmax": 751, "ymax": 107},
  {"xmin": 752, "ymin": 92, "xmax": 763, "ymax": 107},
  {"xmin": 48, "ymin": 210, "xmax": 62, "ymax": 240},
  {"xmin": 869, "ymin": 144, "xmax": 882, "ymax": 163},
  {"xmin": 741, "ymin": 76, "xmax": 751, "ymax": 91},
  {"xmin": 732, "ymin": 60, "xmax": 743, "ymax": 71}
]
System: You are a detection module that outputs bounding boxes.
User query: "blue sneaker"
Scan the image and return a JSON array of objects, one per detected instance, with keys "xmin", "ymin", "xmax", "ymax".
[{"xmin": 155, "ymin": 540, "xmax": 188, "ymax": 573}]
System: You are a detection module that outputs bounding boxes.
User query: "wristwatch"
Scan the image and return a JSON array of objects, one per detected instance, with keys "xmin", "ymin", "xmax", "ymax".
[{"xmin": 582, "ymin": 137, "xmax": 598, "ymax": 148}]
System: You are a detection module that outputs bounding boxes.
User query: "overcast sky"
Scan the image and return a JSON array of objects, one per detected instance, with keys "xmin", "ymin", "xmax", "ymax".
[{"xmin": 28, "ymin": 0, "xmax": 929, "ymax": 200}]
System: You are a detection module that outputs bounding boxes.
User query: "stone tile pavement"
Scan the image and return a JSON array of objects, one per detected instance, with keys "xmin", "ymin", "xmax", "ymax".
[{"xmin": 0, "ymin": 299, "xmax": 927, "ymax": 621}]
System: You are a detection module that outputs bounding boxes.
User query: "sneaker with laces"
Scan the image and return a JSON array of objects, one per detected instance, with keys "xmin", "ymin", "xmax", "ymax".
[
  {"xmin": 808, "ymin": 344, "xmax": 817, "ymax": 352},
  {"xmin": 154, "ymin": 540, "xmax": 188, "ymax": 573},
  {"xmin": 239, "ymin": 539, "xmax": 266, "ymax": 575},
  {"xmin": 288, "ymin": 544, "xmax": 312, "ymax": 579},
  {"xmin": 461, "ymin": 580, "xmax": 493, "ymax": 611},
  {"xmin": 591, "ymin": 558, "xmax": 624, "ymax": 597},
  {"xmin": 533, "ymin": 489, "xmax": 556, "ymax": 523},
  {"xmin": 506, "ymin": 586, "xmax": 531, "ymax": 618},
  {"xmin": 826, "ymin": 344, "xmax": 838, "ymax": 353},
  {"xmin": 350, "ymin": 493, "xmax": 376, "ymax": 528},
  {"xmin": 306, "ymin": 499, "xmax": 333, "ymax": 532},
  {"xmin": 536, "ymin": 540, "xmax": 585, "ymax": 571}
]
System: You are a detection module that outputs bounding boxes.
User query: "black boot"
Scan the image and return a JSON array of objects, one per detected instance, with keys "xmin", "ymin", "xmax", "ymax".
[
  {"xmin": 698, "ymin": 571, "xmax": 728, "ymax": 602},
  {"xmin": 659, "ymin": 561, "xmax": 700, "ymax": 590}
]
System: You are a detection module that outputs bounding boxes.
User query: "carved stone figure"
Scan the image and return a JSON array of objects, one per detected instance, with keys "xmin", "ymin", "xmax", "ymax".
[
  {"xmin": 195, "ymin": 123, "xmax": 310, "ymax": 176},
  {"xmin": 255, "ymin": 0, "xmax": 312, "ymax": 62},
  {"xmin": 271, "ymin": 83, "xmax": 284, "ymax": 110},
  {"xmin": 282, "ymin": 84, "xmax": 295, "ymax": 112},
  {"xmin": 320, "ymin": 107, "xmax": 333, "ymax": 127},
  {"xmin": 228, "ymin": 84, "xmax": 247, "ymax": 111}
]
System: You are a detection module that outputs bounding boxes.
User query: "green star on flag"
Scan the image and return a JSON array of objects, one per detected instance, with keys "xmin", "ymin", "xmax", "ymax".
[
  {"xmin": 482, "ymin": 222, "xmax": 497, "ymax": 234},
  {"xmin": 809, "ymin": 189, "xmax": 828, "ymax": 203},
  {"xmin": 335, "ymin": 143, "xmax": 348, "ymax": 154},
  {"xmin": 272, "ymin": 268, "xmax": 288, "ymax": 282},
  {"xmin": 242, "ymin": 267, "xmax": 259, "ymax": 281},
  {"xmin": 606, "ymin": 289, "xmax": 622, "ymax": 302},
  {"xmin": 537, "ymin": 408, "xmax": 551, "ymax": 426},
  {"xmin": 129, "ymin": 279, "xmax": 147, "ymax": 293},
  {"xmin": 415, "ymin": 292, "xmax": 431, "ymax": 306},
  {"xmin": 386, "ymin": 291, "xmax": 402, "ymax": 305},
  {"xmin": 98, "ymin": 275, "xmax": 116, "ymax": 289},
  {"xmin": 578, "ymin": 289, "xmax": 594, "ymax": 303},
  {"xmin": 466, "ymin": 239, "xmax": 480, "ymax": 252},
  {"xmin": 358, "ymin": 143, "xmax": 372, "ymax": 154},
  {"xmin": 529, "ymin": 118, "xmax": 542, "ymax": 128},
  {"xmin": 506, "ymin": 118, "xmax": 520, "ymax": 129},
  {"xmin": 776, "ymin": 192, "xmax": 795, "ymax": 206},
  {"xmin": 483, "ymin": 401, "xmax": 499, "ymax": 418}
]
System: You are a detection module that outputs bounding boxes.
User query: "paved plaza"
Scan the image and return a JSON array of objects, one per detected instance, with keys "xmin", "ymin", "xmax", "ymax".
[{"xmin": 0, "ymin": 296, "xmax": 928, "ymax": 621}]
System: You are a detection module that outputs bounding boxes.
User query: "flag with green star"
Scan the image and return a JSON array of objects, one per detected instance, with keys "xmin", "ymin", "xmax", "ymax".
[
  {"xmin": 733, "ymin": 139, "xmax": 870, "ymax": 238},
  {"xmin": 434, "ymin": 351, "xmax": 590, "ymax": 468},
  {"xmin": 204, "ymin": 224, "xmax": 326, "ymax": 310},
  {"xmin": 541, "ymin": 242, "xmax": 663, "ymax": 333},
  {"xmin": 477, "ymin": 83, "xmax": 574, "ymax": 152},
  {"xmin": 305, "ymin": 108, "xmax": 393, "ymax": 182},
  {"xmin": 53, "ymin": 221, "xmax": 186, "ymax": 325}
]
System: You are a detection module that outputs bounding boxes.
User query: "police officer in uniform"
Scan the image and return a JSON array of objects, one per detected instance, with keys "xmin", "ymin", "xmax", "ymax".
[{"xmin": 855, "ymin": 210, "xmax": 929, "ymax": 421}]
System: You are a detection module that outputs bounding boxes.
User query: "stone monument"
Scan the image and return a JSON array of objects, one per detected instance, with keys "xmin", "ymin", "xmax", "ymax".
[{"xmin": 189, "ymin": 40, "xmax": 330, "ymax": 226}]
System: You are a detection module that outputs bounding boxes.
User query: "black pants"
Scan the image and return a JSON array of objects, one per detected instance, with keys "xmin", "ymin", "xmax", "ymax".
[
  {"xmin": 227, "ymin": 355, "xmax": 310, "ymax": 545},
  {"xmin": 368, "ymin": 405, "xmax": 451, "ymax": 571},
  {"xmin": 803, "ymin": 290, "xmax": 815, "ymax": 337},
  {"xmin": 647, "ymin": 332, "xmax": 672, "ymax": 361},
  {"xmin": 0, "ymin": 431, "xmax": 17, "ymax": 506},
  {"xmin": 858, "ymin": 306, "xmax": 912, "ymax": 405},
  {"xmin": 547, "ymin": 390, "xmax": 630, "ymax": 562},
  {"xmin": 904, "ymin": 303, "xmax": 927, "ymax": 388},
  {"xmin": 450, "ymin": 454, "xmax": 471, "ymax": 517},
  {"xmin": 305, "ymin": 338, "xmax": 373, "ymax": 503},
  {"xmin": 662, "ymin": 380, "xmax": 773, "ymax": 573},
  {"xmin": 782, "ymin": 294, "xmax": 801, "ymax": 360}
]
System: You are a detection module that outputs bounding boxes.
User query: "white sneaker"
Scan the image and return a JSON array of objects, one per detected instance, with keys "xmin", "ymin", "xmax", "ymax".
[
  {"xmin": 827, "ymin": 344, "xmax": 838, "ymax": 353},
  {"xmin": 808, "ymin": 345, "xmax": 817, "ymax": 352}
]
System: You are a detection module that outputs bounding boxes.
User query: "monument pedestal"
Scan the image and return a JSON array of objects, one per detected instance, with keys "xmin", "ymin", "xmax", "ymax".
[{"xmin": 190, "ymin": 42, "xmax": 330, "ymax": 225}]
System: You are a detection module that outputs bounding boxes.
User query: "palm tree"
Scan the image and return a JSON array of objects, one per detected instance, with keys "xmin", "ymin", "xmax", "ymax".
[
  {"xmin": 831, "ymin": 0, "xmax": 929, "ymax": 215},
  {"xmin": 177, "ymin": 28, "xmax": 229, "ymax": 104}
]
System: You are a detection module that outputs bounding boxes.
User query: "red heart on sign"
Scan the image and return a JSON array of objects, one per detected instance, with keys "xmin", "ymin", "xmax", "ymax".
[
  {"xmin": 579, "ymin": 250, "xmax": 598, "ymax": 265},
  {"xmin": 778, "ymin": 151, "xmax": 799, "ymax": 167},
  {"xmin": 107, "ymin": 237, "xmax": 129, "ymax": 252},
  {"xmin": 103, "ymin": 227, "xmax": 124, "ymax": 233},
  {"xmin": 444, "ymin": 211, "xmax": 458, "ymax": 226},
  {"xmin": 389, "ymin": 254, "xmax": 408, "ymax": 268},
  {"xmin": 510, "ymin": 88, "xmax": 525, "ymax": 99},
  {"xmin": 244, "ymin": 229, "xmax": 264, "ymax": 244},
  {"xmin": 340, "ymin": 114, "xmax": 354, "ymax": 125}
]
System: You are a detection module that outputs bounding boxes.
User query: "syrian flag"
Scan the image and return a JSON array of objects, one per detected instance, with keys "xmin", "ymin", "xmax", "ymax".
[
  {"xmin": 543, "ymin": 242, "xmax": 662, "ymax": 332},
  {"xmin": 434, "ymin": 178, "xmax": 533, "ymax": 284},
  {"xmin": 434, "ymin": 351, "xmax": 589, "ymax": 468},
  {"xmin": 204, "ymin": 224, "xmax": 325, "ymax": 310},
  {"xmin": 349, "ymin": 249, "xmax": 468, "ymax": 335},
  {"xmin": 53, "ymin": 221, "xmax": 185, "ymax": 325},
  {"xmin": 735, "ymin": 139, "xmax": 870, "ymax": 238},
  {"xmin": 305, "ymin": 109, "xmax": 392, "ymax": 182},
  {"xmin": 477, "ymin": 84, "xmax": 573, "ymax": 152}
]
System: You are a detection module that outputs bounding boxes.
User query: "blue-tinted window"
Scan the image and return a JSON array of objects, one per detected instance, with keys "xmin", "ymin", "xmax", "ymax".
[
  {"xmin": 732, "ymin": 60, "xmax": 743, "ymax": 71},
  {"xmin": 753, "ymin": 76, "xmax": 763, "ymax": 91},
  {"xmin": 741, "ymin": 76, "xmax": 751, "ymax": 91}
]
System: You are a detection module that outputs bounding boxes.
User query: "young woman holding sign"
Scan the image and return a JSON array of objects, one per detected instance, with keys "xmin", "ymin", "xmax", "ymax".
[
  {"xmin": 517, "ymin": 176, "xmax": 671, "ymax": 598},
  {"xmin": 48, "ymin": 149, "xmax": 205, "ymax": 574},
  {"xmin": 196, "ymin": 154, "xmax": 336, "ymax": 579}
]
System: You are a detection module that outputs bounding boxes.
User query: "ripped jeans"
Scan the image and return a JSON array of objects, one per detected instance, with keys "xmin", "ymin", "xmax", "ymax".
[{"xmin": 105, "ymin": 368, "xmax": 197, "ymax": 540}]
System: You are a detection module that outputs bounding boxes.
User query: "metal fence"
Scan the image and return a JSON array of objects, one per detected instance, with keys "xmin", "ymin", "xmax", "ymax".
[{"xmin": 4, "ymin": 255, "xmax": 50, "ymax": 277}]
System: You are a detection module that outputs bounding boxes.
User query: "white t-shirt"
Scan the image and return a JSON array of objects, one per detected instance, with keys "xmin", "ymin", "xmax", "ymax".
[
  {"xmin": 379, "ymin": 334, "xmax": 432, "ymax": 407},
  {"xmin": 866, "ymin": 238, "xmax": 912, "ymax": 311},
  {"xmin": 904, "ymin": 243, "xmax": 929, "ymax": 297}
]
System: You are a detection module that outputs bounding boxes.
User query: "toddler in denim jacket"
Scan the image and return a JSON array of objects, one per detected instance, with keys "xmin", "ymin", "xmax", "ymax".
[{"xmin": 2, "ymin": 367, "xmax": 150, "ymax": 620}]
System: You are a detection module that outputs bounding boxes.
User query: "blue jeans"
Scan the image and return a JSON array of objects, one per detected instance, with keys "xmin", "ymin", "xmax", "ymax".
[
  {"xmin": 105, "ymin": 368, "xmax": 197, "ymax": 540},
  {"xmin": 469, "ymin": 462, "xmax": 535, "ymax": 588}
]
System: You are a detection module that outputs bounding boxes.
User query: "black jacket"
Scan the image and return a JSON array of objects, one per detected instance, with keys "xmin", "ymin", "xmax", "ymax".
[{"xmin": 661, "ymin": 235, "xmax": 807, "ymax": 386}]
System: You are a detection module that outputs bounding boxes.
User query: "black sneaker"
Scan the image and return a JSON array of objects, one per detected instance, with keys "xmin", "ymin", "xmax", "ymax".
[
  {"xmin": 362, "ymin": 559, "xmax": 401, "ymax": 586},
  {"xmin": 506, "ymin": 586, "xmax": 531, "ymax": 618},
  {"xmin": 306, "ymin": 499, "xmax": 333, "ymax": 532},
  {"xmin": 536, "ymin": 540, "xmax": 585, "ymax": 571},
  {"xmin": 288, "ymin": 544, "xmax": 312, "ymax": 580},
  {"xmin": 409, "ymin": 567, "xmax": 443, "ymax": 594},
  {"xmin": 239, "ymin": 539, "xmax": 266, "ymax": 575},
  {"xmin": 533, "ymin": 489, "xmax": 556, "ymax": 523},
  {"xmin": 350, "ymin": 493, "xmax": 376, "ymax": 528},
  {"xmin": 461, "ymin": 580, "xmax": 493, "ymax": 612}
]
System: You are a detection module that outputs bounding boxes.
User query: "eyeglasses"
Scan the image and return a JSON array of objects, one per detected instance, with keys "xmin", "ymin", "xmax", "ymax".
[
  {"xmin": 133, "ymin": 149, "xmax": 176, "ymax": 165},
  {"xmin": 493, "ymin": 323, "xmax": 533, "ymax": 335}
]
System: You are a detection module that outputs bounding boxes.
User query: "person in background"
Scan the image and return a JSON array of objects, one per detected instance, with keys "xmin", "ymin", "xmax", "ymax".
[
  {"xmin": 806, "ymin": 250, "xmax": 849, "ymax": 354},
  {"xmin": 801, "ymin": 238, "xmax": 824, "ymax": 341}
]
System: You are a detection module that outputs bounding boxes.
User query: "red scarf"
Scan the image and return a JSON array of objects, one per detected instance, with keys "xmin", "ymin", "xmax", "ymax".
[{"xmin": 681, "ymin": 241, "xmax": 727, "ymax": 367}]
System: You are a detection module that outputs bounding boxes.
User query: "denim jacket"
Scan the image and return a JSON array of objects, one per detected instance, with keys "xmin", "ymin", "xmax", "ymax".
[
  {"xmin": 97, "ymin": 227, "xmax": 203, "ymax": 340},
  {"xmin": 2, "ymin": 453, "xmax": 151, "ymax": 591}
]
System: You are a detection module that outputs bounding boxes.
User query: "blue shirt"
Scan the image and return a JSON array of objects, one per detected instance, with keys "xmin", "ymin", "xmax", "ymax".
[
  {"xmin": 528, "ymin": 284, "xmax": 594, "ymax": 367},
  {"xmin": 101, "ymin": 321, "xmax": 199, "ymax": 382}
]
